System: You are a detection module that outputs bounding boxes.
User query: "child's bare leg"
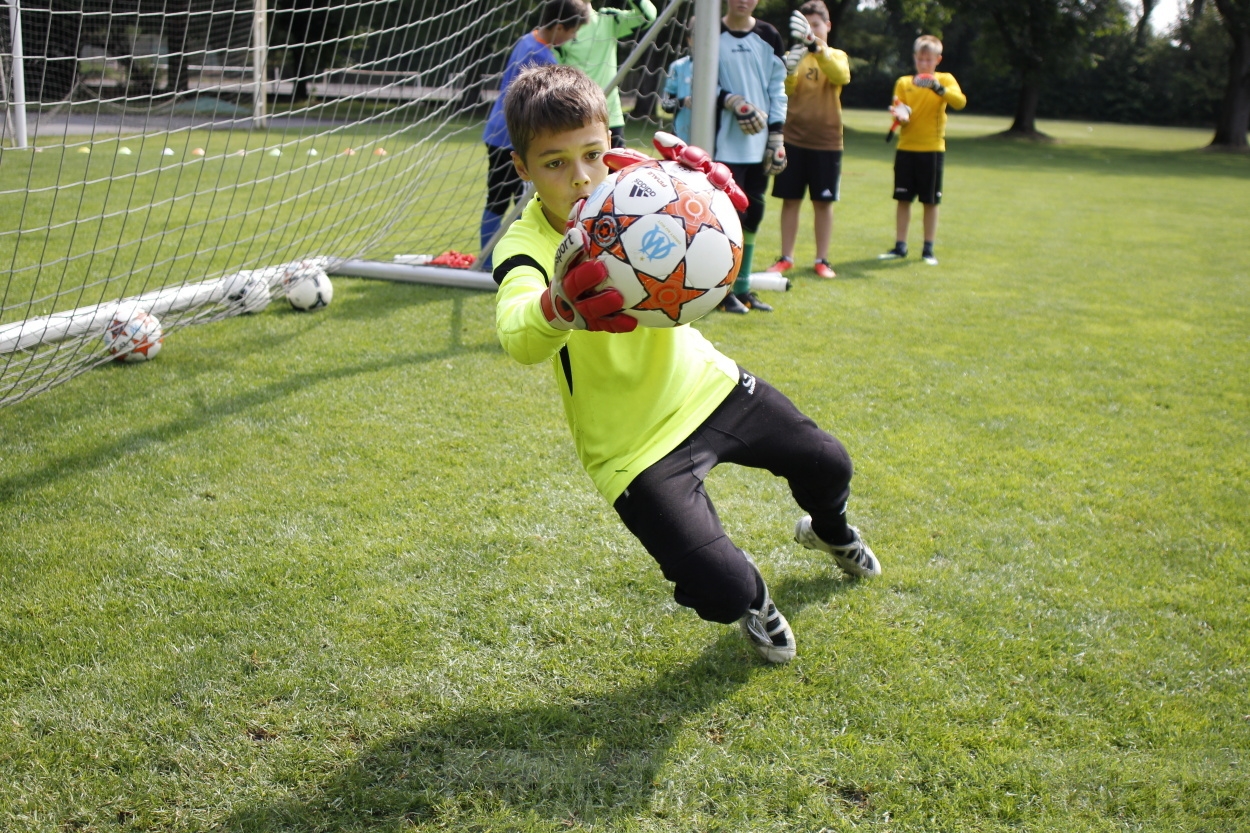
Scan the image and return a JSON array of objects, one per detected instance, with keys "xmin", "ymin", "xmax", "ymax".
[
  {"xmin": 779, "ymin": 199, "xmax": 802, "ymax": 260},
  {"xmin": 895, "ymin": 200, "xmax": 911, "ymax": 243},
  {"xmin": 922, "ymin": 203, "xmax": 939, "ymax": 245},
  {"xmin": 812, "ymin": 201, "xmax": 833, "ymax": 263}
]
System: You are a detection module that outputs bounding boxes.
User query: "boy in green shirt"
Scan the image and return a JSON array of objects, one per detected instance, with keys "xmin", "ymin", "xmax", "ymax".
[
  {"xmin": 556, "ymin": 0, "xmax": 657, "ymax": 148},
  {"xmin": 494, "ymin": 64, "xmax": 880, "ymax": 664}
]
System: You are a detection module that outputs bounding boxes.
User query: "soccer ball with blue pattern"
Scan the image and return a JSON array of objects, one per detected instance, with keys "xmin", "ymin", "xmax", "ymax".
[{"xmin": 573, "ymin": 160, "xmax": 743, "ymax": 328}]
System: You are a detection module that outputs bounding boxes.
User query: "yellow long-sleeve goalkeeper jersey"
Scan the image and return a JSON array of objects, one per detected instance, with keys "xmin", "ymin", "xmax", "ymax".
[
  {"xmin": 893, "ymin": 72, "xmax": 966, "ymax": 152},
  {"xmin": 783, "ymin": 45, "xmax": 851, "ymax": 152},
  {"xmin": 494, "ymin": 196, "xmax": 739, "ymax": 503}
]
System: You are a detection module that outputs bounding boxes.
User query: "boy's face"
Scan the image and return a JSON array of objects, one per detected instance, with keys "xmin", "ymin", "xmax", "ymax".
[
  {"xmin": 725, "ymin": 0, "xmax": 758, "ymax": 19},
  {"xmin": 513, "ymin": 121, "xmax": 610, "ymax": 230},
  {"xmin": 549, "ymin": 23, "xmax": 580, "ymax": 47},
  {"xmin": 914, "ymin": 49, "xmax": 941, "ymax": 75},
  {"xmin": 805, "ymin": 14, "xmax": 830, "ymax": 43}
]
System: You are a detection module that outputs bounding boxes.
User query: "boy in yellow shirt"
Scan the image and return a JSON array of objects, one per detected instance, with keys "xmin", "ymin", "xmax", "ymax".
[
  {"xmin": 493, "ymin": 64, "xmax": 881, "ymax": 664},
  {"xmin": 878, "ymin": 34, "xmax": 966, "ymax": 266},
  {"xmin": 766, "ymin": 1, "xmax": 851, "ymax": 279}
]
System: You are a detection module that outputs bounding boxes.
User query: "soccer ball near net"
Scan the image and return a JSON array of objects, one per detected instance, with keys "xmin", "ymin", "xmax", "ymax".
[
  {"xmin": 283, "ymin": 261, "xmax": 334, "ymax": 311},
  {"xmin": 223, "ymin": 273, "xmax": 272, "ymax": 314},
  {"xmin": 571, "ymin": 159, "xmax": 743, "ymax": 328},
  {"xmin": 103, "ymin": 308, "xmax": 163, "ymax": 363}
]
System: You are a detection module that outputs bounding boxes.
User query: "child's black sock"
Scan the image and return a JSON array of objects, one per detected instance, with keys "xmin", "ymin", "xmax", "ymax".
[
  {"xmin": 922, "ymin": 242, "xmax": 934, "ymax": 258},
  {"xmin": 896, "ymin": 241, "xmax": 908, "ymax": 256},
  {"xmin": 752, "ymin": 569, "xmax": 767, "ymax": 611}
]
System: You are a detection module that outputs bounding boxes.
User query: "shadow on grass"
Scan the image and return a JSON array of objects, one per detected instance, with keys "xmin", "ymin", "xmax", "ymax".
[
  {"xmin": 222, "ymin": 572, "xmax": 850, "ymax": 831},
  {"xmin": 843, "ymin": 125, "xmax": 1250, "ymax": 180},
  {"xmin": 825, "ymin": 256, "xmax": 909, "ymax": 280},
  {"xmin": 949, "ymin": 134, "xmax": 1250, "ymax": 180},
  {"xmin": 322, "ymin": 276, "xmax": 486, "ymax": 323},
  {"xmin": 0, "ymin": 292, "xmax": 497, "ymax": 503}
]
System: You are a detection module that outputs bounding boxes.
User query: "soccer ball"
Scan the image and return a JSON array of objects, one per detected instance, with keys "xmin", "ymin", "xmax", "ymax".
[
  {"xmin": 222, "ymin": 271, "xmax": 271, "ymax": 314},
  {"xmin": 569, "ymin": 159, "xmax": 743, "ymax": 327},
  {"xmin": 283, "ymin": 261, "xmax": 334, "ymax": 311},
  {"xmin": 103, "ymin": 307, "xmax": 163, "ymax": 363}
]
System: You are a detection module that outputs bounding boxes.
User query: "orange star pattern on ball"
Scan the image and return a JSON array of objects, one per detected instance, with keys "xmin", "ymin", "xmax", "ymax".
[
  {"xmin": 581, "ymin": 191, "xmax": 638, "ymax": 262},
  {"xmin": 632, "ymin": 261, "xmax": 705, "ymax": 323},
  {"xmin": 664, "ymin": 178, "xmax": 724, "ymax": 243}
]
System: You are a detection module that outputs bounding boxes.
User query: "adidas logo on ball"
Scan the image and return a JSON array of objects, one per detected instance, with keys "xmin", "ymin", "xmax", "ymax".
[{"xmin": 629, "ymin": 181, "xmax": 657, "ymax": 199}]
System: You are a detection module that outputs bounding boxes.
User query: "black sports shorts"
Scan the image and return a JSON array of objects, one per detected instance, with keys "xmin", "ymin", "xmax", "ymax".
[
  {"xmin": 892, "ymin": 149, "xmax": 944, "ymax": 204},
  {"xmin": 485, "ymin": 143, "xmax": 524, "ymax": 216},
  {"xmin": 723, "ymin": 162, "xmax": 769, "ymax": 234},
  {"xmin": 771, "ymin": 146, "xmax": 842, "ymax": 202}
]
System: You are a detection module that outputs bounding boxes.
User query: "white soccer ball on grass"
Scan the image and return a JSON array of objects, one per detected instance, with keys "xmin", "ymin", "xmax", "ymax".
[
  {"xmin": 103, "ymin": 307, "xmax": 163, "ymax": 363},
  {"xmin": 282, "ymin": 261, "xmax": 334, "ymax": 311},
  {"xmin": 221, "ymin": 272, "xmax": 272, "ymax": 314}
]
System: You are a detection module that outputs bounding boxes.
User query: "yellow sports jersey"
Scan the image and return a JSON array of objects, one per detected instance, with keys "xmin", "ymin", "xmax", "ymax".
[
  {"xmin": 893, "ymin": 72, "xmax": 966, "ymax": 152},
  {"xmin": 494, "ymin": 196, "xmax": 739, "ymax": 503},
  {"xmin": 783, "ymin": 46, "xmax": 851, "ymax": 151}
]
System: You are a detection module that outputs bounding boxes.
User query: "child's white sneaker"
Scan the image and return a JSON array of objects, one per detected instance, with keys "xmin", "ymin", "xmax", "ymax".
[
  {"xmin": 739, "ymin": 584, "xmax": 796, "ymax": 663},
  {"xmin": 794, "ymin": 517, "xmax": 882, "ymax": 578}
]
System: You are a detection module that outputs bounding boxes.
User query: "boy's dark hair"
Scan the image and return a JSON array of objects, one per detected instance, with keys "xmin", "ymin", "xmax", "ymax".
[
  {"xmin": 504, "ymin": 65, "xmax": 609, "ymax": 161},
  {"xmin": 798, "ymin": 0, "xmax": 830, "ymax": 23},
  {"xmin": 539, "ymin": 0, "xmax": 589, "ymax": 28}
]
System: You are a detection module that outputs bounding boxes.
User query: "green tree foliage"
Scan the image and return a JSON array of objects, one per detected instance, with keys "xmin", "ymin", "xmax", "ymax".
[
  {"xmin": 936, "ymin": 3, "xmax": 1230, "ymax": 127},
  {"xmin": 828, "ymin": 0, "xmax": 1233, "ymax": 129},
  {"xmin": 946, "ymin": 0, "xmax": 1127, "ymax": 137}
]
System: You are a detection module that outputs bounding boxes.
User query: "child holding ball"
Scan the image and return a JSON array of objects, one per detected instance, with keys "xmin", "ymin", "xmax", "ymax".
[{"xmin": 493, "ymin": 64, "xmax": 881, "ymax": 665}]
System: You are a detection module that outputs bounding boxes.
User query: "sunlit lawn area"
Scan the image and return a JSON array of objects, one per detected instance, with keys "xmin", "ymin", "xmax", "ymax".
[{"xmin": 1, "ymin": 113, "xmax": 1247, "ymax": 831}]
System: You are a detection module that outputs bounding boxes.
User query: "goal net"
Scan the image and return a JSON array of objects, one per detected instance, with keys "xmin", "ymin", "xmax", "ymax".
[{"xmin": 0, "ymin": 0, "xmax": 691, "ymax": 407}]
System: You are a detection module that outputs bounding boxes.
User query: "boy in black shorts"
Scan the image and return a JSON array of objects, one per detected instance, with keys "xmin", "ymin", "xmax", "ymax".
[
  {"xmin": 766, "ymin": 1, "xmax": 851, "ymax": 280},
  {"xmin": 493, "ymin": 65, "xmax": 881, "ymax": 663},
  {"xmin": 878, "ymin": 34, "xmax": 965, "ymax": 266}
]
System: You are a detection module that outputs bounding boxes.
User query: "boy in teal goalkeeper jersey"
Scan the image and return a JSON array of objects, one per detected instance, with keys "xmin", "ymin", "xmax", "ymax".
[
  {"xmin": 493, "ymin": 64, "xmax": 881, "ymax": 664},
  {"xmin": 556, "ymin": 0, "xmax": 656, "ymax": 148}
]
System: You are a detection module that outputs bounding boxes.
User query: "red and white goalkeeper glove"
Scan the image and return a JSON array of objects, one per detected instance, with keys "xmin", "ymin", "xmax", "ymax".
[
  {"xmin": 886, "ymin": 99, "xmax": 911, "ymax": 142},
  {"xmin": 540, "ymin": 224, "xmax": 637, "ymax": 333},
  {"xmin": 912, "ymin": 73, "xmax": 947, "ymax": 95},
  {"xmin": 651, "ymin": 131, "xmax": 751, "ymax": 212},
  {"xmin": 723, "ymin": 93, "xmax": 766, "ymax": 135},
  {"xmin": 600, "ymin": 133, "xmax": 749, "ymax": 213}
]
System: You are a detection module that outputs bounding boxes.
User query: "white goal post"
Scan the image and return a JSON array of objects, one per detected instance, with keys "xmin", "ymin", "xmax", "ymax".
[{"xmin": 0, "ymin": 0, "xmax": 755, "ymax": 408}]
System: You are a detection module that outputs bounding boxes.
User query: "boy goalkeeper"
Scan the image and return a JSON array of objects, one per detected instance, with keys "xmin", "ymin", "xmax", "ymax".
[
  {"xmin": 878, "ymin": 34, "xmax": 966, "ymax": 266},
  {"xmin": 713, "ymin": 0, "xmax": 789, "ymax": 314},
  {"xmin": 766, "ymin": 1, "xmax": 851, "ymax": 280},
  {"xmin": 493, "ymin": 65, "xmax": 881, "ymax": 665}
]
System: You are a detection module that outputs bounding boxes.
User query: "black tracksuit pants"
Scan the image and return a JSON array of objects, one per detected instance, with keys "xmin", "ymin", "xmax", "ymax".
[{"xmin": 613, "ymin": 368, "xmax": 854, "ymax": 624}]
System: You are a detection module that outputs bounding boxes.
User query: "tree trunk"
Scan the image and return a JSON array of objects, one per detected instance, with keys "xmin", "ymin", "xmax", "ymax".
[
  {"xmin": 166, "ymin": 0, "xmax": 192, "ymax": 96},
  {"xmin": 998, "ymin": 78, "xmax": 1050, "ymax": 139},
  {"xmin": 827, "ymin": 0, "xmax": 855, "ymax": 45},
  {"xmin": 1135, "ymin": 0, "xmax": 1157, "ymax": 48},
  {"xmin": 1210, "ymin": 25, "xmax": 1250, "ymax": 147}
]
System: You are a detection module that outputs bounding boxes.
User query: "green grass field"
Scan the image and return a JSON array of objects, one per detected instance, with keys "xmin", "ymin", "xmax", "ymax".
[
  {"xmin": 1, "ymin": 111, "xmax": 1248, "ymax": 832},
  {"xmin": 0, "ymin": 120, "xmax": 485, "ymax": 328}
]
